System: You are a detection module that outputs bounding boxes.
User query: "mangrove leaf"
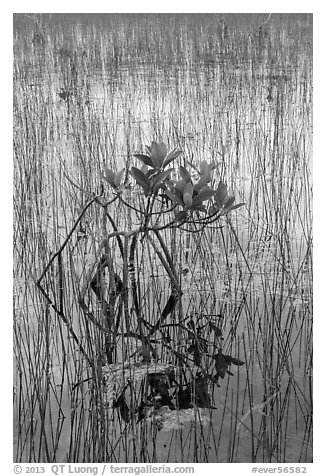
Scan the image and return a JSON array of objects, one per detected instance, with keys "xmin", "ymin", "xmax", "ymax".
[
  {"xmin": 134, "ymin": 154, "xmax": 154, "ymax": 168},
  {"xmin": 130, "ymin": 166, "xmax": 150, "ymax": 195}
]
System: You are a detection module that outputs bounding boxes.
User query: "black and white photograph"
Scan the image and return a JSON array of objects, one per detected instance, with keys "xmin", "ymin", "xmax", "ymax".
[{"xmin": 12, "ymin": 9, "xmax": 313, "ymax": 467}]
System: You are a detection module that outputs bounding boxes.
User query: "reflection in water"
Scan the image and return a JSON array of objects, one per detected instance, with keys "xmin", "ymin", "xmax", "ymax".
[{"xmin": 13, "ymin": 13, "xmax": 312, "ymax": 463}]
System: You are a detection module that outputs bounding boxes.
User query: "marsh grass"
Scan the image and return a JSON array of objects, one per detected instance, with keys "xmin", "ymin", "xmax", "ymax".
[{"xmin": 13, "ymin": 13, "xmax": 312, "ymax": 463}]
